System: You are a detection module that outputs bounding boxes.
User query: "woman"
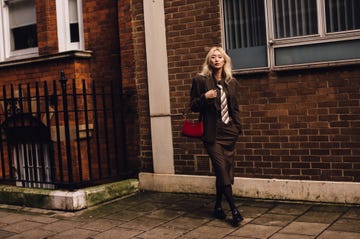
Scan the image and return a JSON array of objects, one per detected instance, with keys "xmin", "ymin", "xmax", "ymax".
[{"xmin": 190, "ymin": 46, "xmax": 243, "ymax": 226}]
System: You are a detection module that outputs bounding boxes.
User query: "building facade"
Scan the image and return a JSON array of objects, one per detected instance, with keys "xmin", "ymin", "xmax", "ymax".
[
  {"xmin": 0, "ymin": 0, "xmax": 138, "ymax": 189},
  {"xmin": 136, "ymin": 0, "xmax": 360, "ymax": 203},
  {"xmin": 0, "ymin": 0, "xmax": 359, "ymax": 202}
]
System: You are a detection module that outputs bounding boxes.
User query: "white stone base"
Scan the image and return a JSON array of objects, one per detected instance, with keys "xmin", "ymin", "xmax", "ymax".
[
  {"xmin": 48, "ymin": 190, "xmax": 87, "ymax": 211},
  {"xmin": 0, "ymin": 179, "xmax": 139, "ymax": 211},
  {"xmin": 139, "ymin": 172, "xmax": 360, "ymax": 204}
]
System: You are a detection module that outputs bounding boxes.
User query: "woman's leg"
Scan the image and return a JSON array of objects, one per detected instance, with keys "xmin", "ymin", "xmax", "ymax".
[
  {"xmin": 204, "ymin": 130, "xmax": 242, "ymax": 225},
  {"xmin": 223, "ymin": 184, "xmax": 235, "ymax": 211},
  {"xmin": 215, "ymin": 183, "xmax": 223, "ymax": 208},
  {"xmin": 213, "ymin": 183, "xmax": 226, "ymax": 219},
  {"xmin": 223, "ymin": 184, "xmax": 243, "ymax": 226}
]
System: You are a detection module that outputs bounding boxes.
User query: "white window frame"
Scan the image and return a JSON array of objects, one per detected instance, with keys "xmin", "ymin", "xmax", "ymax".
[
  {"xmin": 222, "ymin": 0, "xmax": 360, "ymax": 71},
  {"xmin": 266, "ymin": 0, "xmax": 360, "ymax": 68},
  {"xmin": 0, "ymin": 0, "xmax": 38, "ymax": 62},
  {"xmin": 56, "ymin": 0, "xmax": 84, "ymax": 52},
  {"xmin": 264, "ymin": 0, "xmax": 360, "ymax": 47}
]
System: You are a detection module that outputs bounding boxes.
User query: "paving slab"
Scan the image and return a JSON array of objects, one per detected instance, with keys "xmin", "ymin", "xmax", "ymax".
[
  {"xmin": 183, "ymin": 225, "xmax": 235, "ymax": 239},
  {"xmin": 7, "ymin": 229, "xmax": 56, "ymax": 239},
  {"xmin": 251, "ymin": 213, "xmax": 297, "ymax": 226},
  {"xmin": 0, "ymin": 229, "xmax": 15, "ymax": 239},
  {"xmin": 163, "ymin": 216, "xmax": 210, "ymax": 230},
  {"xmin": 1, "ymin": 220, "xmax": 44, "ymax": 233},
  {"xmin": 343, "ymin": 207, "xmax": 360, "ymax": 219},
  {"xmin": 41, "ymin": 220, "xmax": 86, "ymax": 233},
  {"xmin": 0, "ymin": 191, "xmax": 358, "ymax": 239},
  {"xmin": 47, "ymin": 228, "xmax": 98, "ymax": 239},
  {"xmin": 231, "ymin": 224, "xmax": 281, "ymax": 238},
  {"xmin": 295, "ymin": 211, "xmax": 340, "ymax": 223},
  {"xmin": 79, "ymin": 218, "xmax": 125, "ymax": 232},
  {"xmin": 236, "ymin": 205, "xmax": 270, "ymax": 218},
  {"xmin": 279, "ymin": 221, "xmax": 329, "ymax": 236},
  {"xmin": 103, "ymin": 209, "xmax": 146, "ymax": 222},
  {"xmin": 91, "ymin": 227, "xmax": 143, "ymax": 239},
  {"xmin": 136, "ymin": 226, "xmax": 186, "ymax": 239},
  {"xmin": 328, "ymin": 218, "xmax": 360, "ymax": 233},
  {"xmin": 317, "ymin": 231, "xmax": 360, "ymax": 239},
  {"xmin": 269, "ymin": 233, "xmax": 315, "ymax": 239},
  {"xmin": 268, "ymin": 204, "xmax": 311, "ymax": 215},
  {"xmin": 120, "ymin": 216, "xmax": 168, "ymax": 231}
]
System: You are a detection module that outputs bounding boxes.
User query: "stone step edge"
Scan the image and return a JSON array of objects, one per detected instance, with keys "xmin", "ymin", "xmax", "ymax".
[{"xmin": 0, "ymin": 178, "xmax": 139, "ymax": 211}]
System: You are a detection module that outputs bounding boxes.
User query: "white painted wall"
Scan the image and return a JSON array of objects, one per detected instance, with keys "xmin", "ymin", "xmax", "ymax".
[{"xmin": 139, "ymin": 173, "xmax": 360, "ymax": 204}]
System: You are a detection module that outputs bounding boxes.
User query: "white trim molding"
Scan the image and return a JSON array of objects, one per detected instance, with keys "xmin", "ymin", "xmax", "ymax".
[
  {"xmin": 139, "ymin": 172, "xmax": 360, "ymax": 204},
  {"xmin": 56, "ymin": 0, "xmax": 84, "ymax": 52}
]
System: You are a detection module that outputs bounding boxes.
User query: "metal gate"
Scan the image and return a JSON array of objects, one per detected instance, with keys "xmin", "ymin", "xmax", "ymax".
[{"xmin": 0, "ymin": 72, "xmax": 128, "ymax": 189}]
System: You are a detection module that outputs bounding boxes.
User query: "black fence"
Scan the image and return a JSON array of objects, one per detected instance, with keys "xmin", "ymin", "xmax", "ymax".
[{"xmin": 0, "ymin": 72, "xmax": 128, "ymax": 190}]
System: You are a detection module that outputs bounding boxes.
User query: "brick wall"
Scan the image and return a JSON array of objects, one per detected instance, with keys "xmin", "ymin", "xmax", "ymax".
[
  {"xmin": 163, "ymin": 1, "xmax": 360, "ymax": 182},
  {"xmin": 0, "ymin": 0, "xmax": 136, "ymax": 187},
  {"xmin": 36, "ymin": 0, "xmax": 58, "ymax": 55},
  {"xmin": 118, "ymin": 0, "xmax": 153, "ymax": 172},
  {"xmin": 83, "ymin": 0, "xmax": 121, "ymax": 83},
  {"xmin": 236, "ymin": 67, "xmax": 360, "ymax": 182}
]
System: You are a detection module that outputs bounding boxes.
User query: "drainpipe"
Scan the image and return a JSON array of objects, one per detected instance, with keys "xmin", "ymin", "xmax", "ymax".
[{"xmin": 143, "ymin": 0, "xmax": 174, "ymax": 174}]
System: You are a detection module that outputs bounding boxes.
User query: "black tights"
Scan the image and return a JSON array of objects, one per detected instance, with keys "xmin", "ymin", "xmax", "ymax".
[{"xmin": 215, "ymin": 184, "xmax": 236, "ymax": 211}]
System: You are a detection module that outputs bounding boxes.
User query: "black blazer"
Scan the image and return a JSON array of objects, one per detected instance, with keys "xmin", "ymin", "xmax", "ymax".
[{"xmin": 190, "ymin": 75, "xmax": 242, "ymax": 143}]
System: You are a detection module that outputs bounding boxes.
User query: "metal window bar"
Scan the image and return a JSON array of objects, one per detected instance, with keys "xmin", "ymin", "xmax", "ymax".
[
  {"xmin": 223, "ymin": 0, "xmax": 266, "ymax": 49},
  {"xmin": 325, "ymin": 0, "xmax": 360, "ymax": 32},
  {"xmin": 13, "ymin": 143, "xmax": 53, "ymax": 189},
  {"xmin": 273, "ymin": 0, "xmax": 318, "ymax": 38}
]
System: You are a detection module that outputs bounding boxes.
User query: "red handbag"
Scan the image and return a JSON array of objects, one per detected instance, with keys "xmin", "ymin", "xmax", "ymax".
[{"xmin": 182, "ymin": 113, "xmax": 203, "ymax": 138}]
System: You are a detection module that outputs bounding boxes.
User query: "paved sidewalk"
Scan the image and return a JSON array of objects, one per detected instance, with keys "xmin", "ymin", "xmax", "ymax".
[{"xmin": 0, "ymin": 191, "xmax": 359, "ymax": 239}]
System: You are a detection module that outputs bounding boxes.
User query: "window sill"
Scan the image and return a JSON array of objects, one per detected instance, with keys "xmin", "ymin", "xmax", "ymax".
[
  {"xmin": 233, "ymin": 67, "xmax": 270, "ymax": 76},
  {"xmin": 0, "ymin": 50, "xmax": 93, "ymax": 68},
  {"xmin": 233, "ymin": 59, "xmax": 360, "ymax": 76},
  {"xmin": 272, "ymin": 59, "xmax": 360, "ymax": 72}
]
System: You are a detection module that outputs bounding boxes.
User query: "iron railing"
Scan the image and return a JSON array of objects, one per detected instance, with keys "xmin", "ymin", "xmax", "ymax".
[{"xmin": 0, "ymin": 72, "xmax": 128, "ymax": 190}]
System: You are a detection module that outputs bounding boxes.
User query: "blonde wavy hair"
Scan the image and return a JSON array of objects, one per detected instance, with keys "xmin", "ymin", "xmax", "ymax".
[{"xmin": 199, "ymin": 46, "xmax": 233, "ymax": 84}]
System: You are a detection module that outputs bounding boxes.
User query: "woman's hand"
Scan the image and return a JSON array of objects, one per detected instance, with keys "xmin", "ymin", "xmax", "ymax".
[{"xmin": 205, "ymin": 89, "xmax": 217, "ymax": 99}]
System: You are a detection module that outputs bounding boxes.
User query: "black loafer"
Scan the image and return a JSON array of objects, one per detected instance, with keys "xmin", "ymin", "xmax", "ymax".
[
  {"xmin": 231, "ymin": 209, "xmax": 244, "ymax": 226},
  {"xmin": 213, "ymin": 207, "xmax": 227, "ymax": 220}
]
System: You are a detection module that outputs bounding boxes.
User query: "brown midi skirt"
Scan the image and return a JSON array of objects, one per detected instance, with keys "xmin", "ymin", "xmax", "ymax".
[{"xmin": 204, "ymin": 121, "xmax": 239, "ymax": 186}]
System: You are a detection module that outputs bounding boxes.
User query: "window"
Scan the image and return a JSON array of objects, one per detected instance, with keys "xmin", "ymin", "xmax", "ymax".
[
  {"xmin": 223, "ymin": 0, "xmax": 267, "ymax": 69},
  {"xmin": 223, "ymin": 0, "xmax": 360, "ymax": 70},
  {"xmin": 68, "ymin": 0, "xmax": 80, "ymax": 43},
  {"xmin": 0, "ymin": 0, "xmax": 38, "ymax": 61},
  {"xmin": 325, "ymin": 0, "xmax": 360, "ymax": 32},
  {"xmin": 13, "ymin": 143, "xmax": 54, "ymax": 189},
  {"xmin": 273, "ymin": 0, "xmax": 318, "ymax": 38},
  {"xmin": 56, "ymin": 0, "xmax": 84, "ymax": 51}
]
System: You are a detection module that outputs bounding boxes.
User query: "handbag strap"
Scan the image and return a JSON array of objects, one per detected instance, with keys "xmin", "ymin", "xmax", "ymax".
[
  {"xmin": 183, "ymin": 109, "xmax": 202, "ymax": 122},
  {"xmin": 198, "ymin": 112, "xmax": 203, "ymax": 122}
]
